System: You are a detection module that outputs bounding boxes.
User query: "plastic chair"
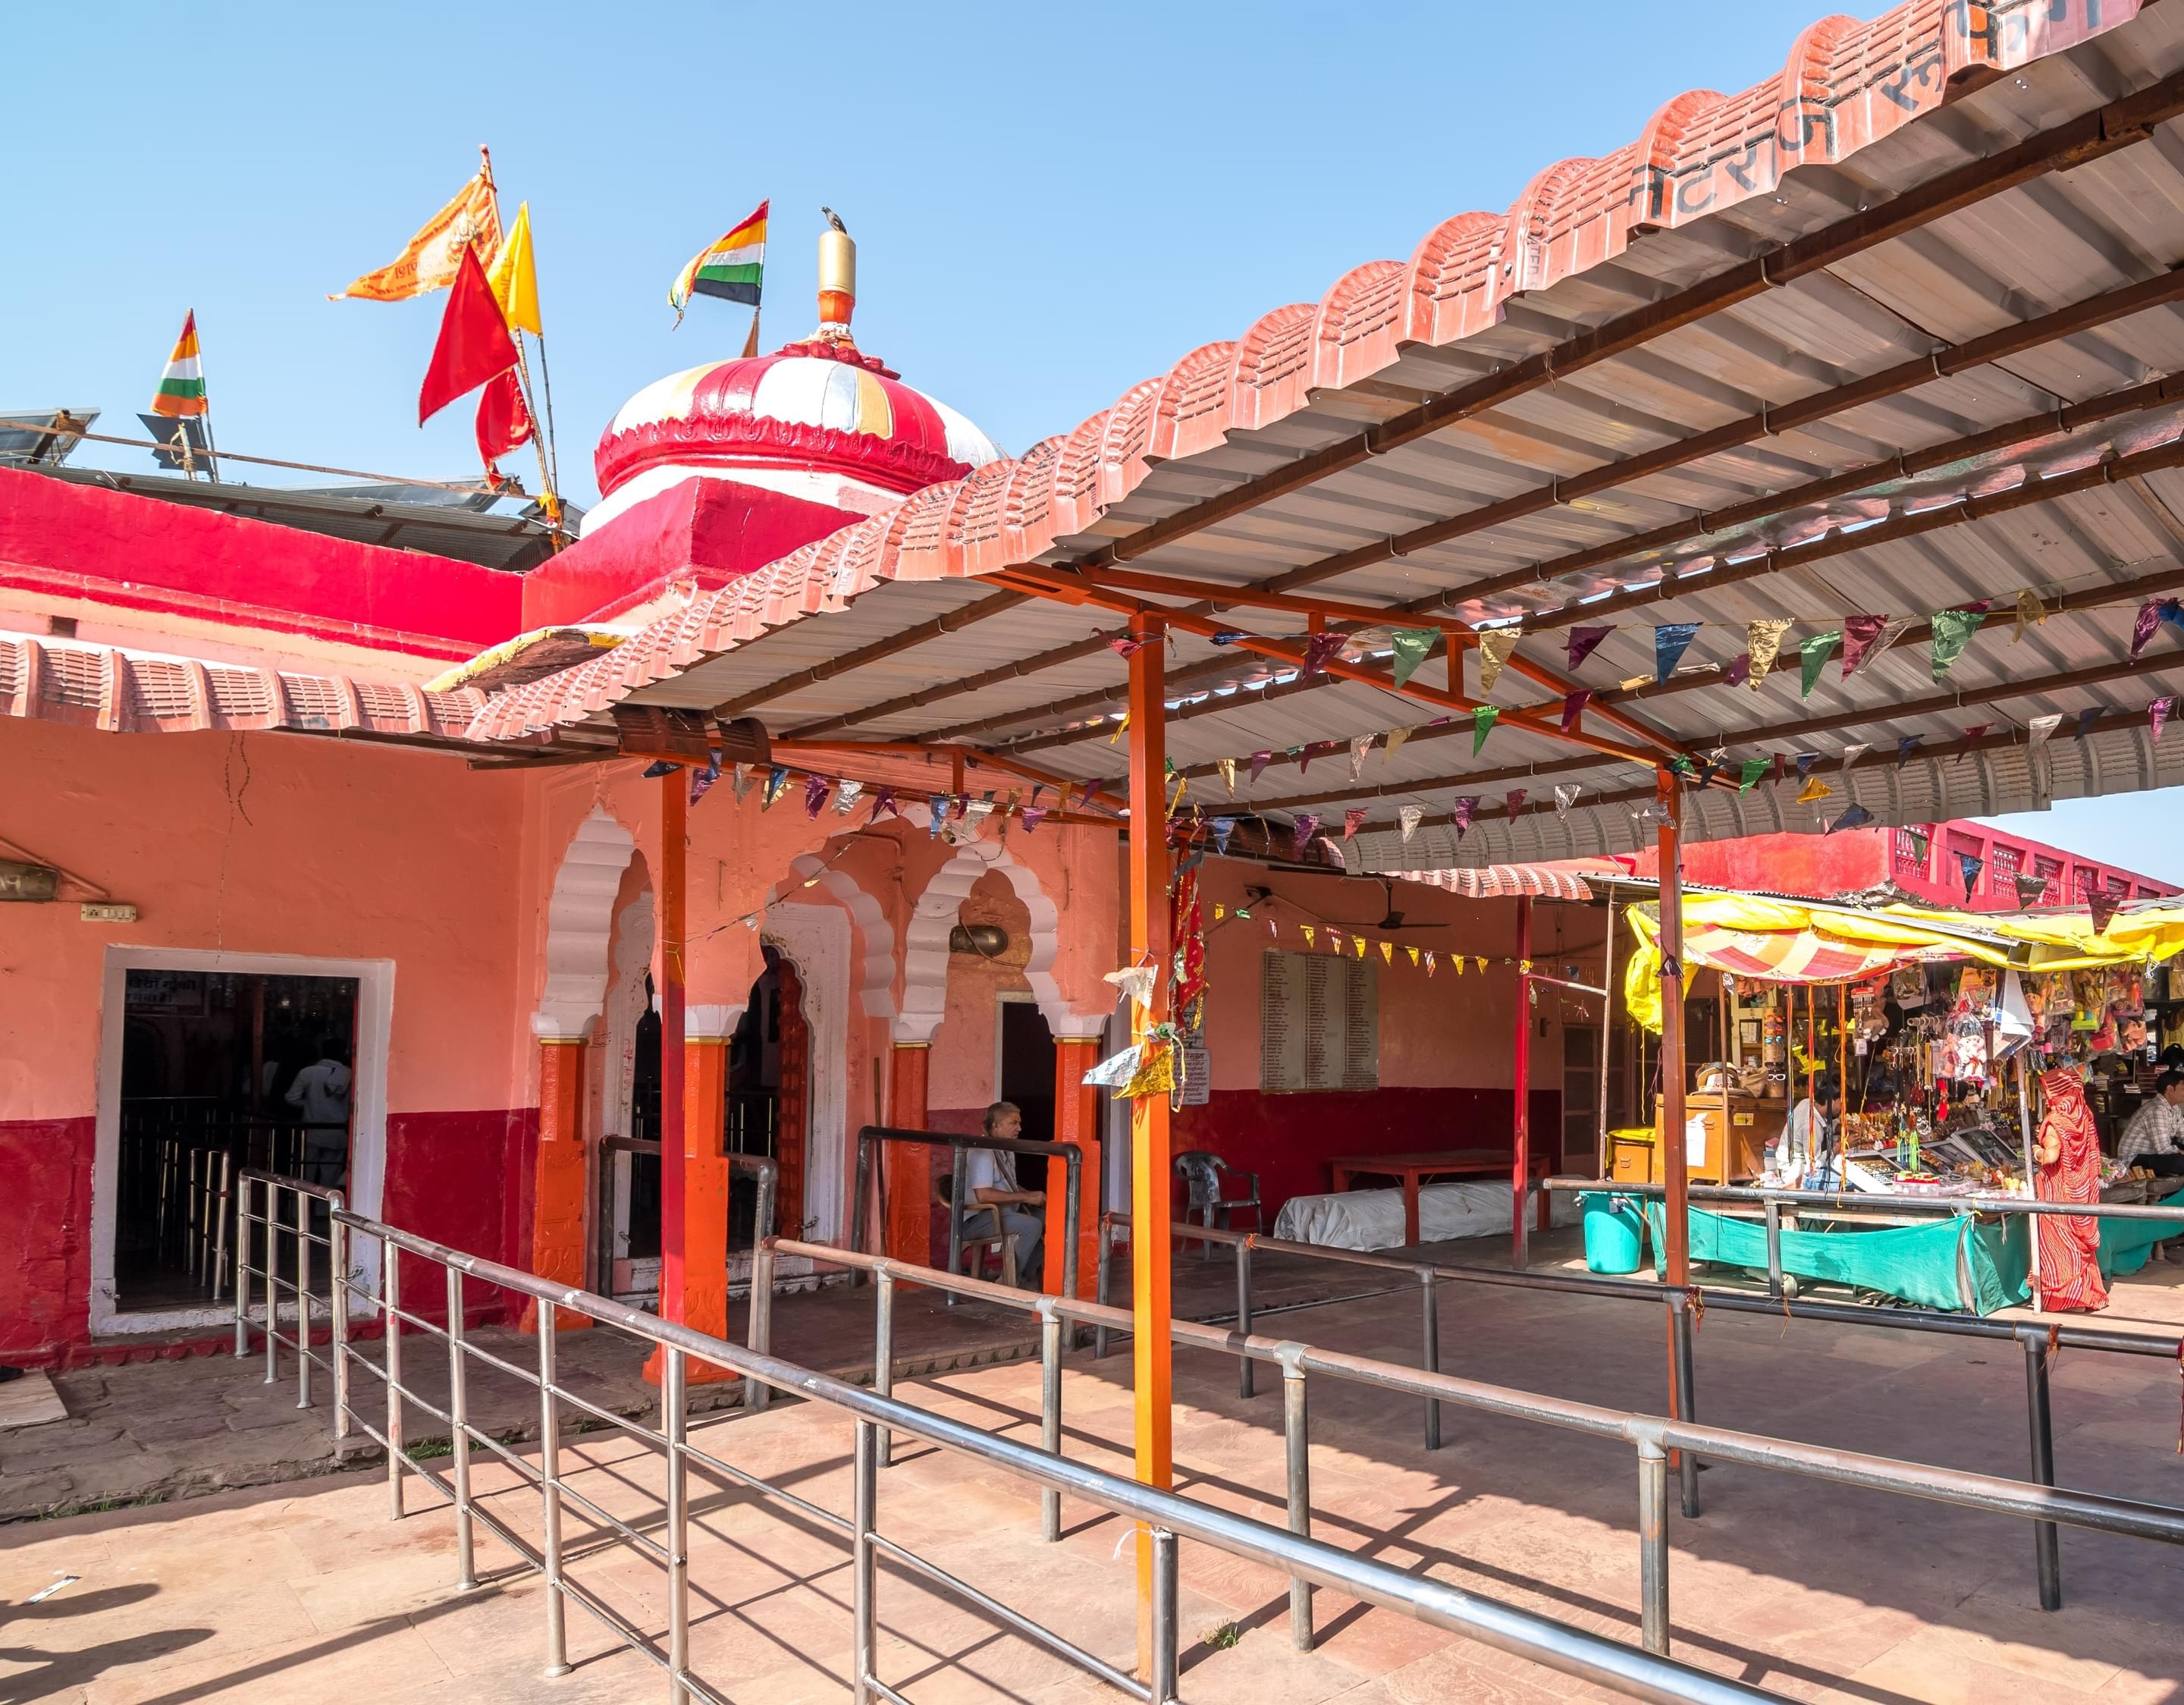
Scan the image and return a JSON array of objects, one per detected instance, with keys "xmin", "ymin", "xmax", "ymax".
[
  {"xmin": 1174, "ymin": 1151, "xmax": 1262, "ymax": 1259},
  {"xmin": 938, "ymin": 1176, "xmax": 1019, "ymax": 1286}
]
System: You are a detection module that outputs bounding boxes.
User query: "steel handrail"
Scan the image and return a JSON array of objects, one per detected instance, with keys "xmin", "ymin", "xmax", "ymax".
[
  {"xmin": 1097, "ymin": 1206, "xmax": 2180, "ymax": 1615},
  {"xmin": 849, "ymin": 1124, "xmax": 1082, "ymax": 1305},
  {"xmin": 321, "ymin": 1204, "xmax": 1787, "ymax": 1705},
  {"xmin": 233, "ymin": 1168, "xmax": 350, "ymax": 1430},
  {"xmin": 770, "ymin": 1238, "xmax": 2184, "ymax": 1543}
]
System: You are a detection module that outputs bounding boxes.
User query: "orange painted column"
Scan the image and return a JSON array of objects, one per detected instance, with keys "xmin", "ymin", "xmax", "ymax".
[
  {"xmin": 884, "ymin": 1042, "xmax": 932, "ymax": 1264},
  {"xmin": 1125, "ymin": 618, "xmax": 1174, "ymax": 1676},
  {"xmin": 649, "ymin": 1014, "xmax": 736, "ymax": 1385},
  {"xmin": 521, "ymin": 1036, "xmax": 591, "ymax": 1333},
  {"xmin": 1047, "ymin": 1037, "xmax": 1103, "ymax": 1296}
]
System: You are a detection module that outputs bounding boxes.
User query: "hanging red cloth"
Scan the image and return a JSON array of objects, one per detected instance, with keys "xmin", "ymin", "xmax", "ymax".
[{"xmin": 2034, "ymin": 1066, "xmax": 2108, "ymax": 1313}]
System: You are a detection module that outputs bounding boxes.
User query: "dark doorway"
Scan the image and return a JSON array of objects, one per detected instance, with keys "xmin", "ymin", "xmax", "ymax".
[
  {"xmin": 999, "ymin": 998, "xmax": 1056, "ymax": 1192},
  {"xmin": 115, "ymin": 969, "xmax": 357, "ymax": 1312},
  {"xmin": 624, "ymin": 979, "xmax": 663, "ymax": 1264},
  {"xmin": 727, "ymin": 946, "xmax": 809, "ymax": 1245}
]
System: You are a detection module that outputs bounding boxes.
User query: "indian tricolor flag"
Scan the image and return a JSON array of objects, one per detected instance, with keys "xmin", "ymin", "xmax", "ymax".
[
  {"xmin": 151, "ymin": 312, "xmax": 207, "ymax": 418},
  {"xmin": 670, "ymin": 202, "xmax": 766, "ymax": 324}
]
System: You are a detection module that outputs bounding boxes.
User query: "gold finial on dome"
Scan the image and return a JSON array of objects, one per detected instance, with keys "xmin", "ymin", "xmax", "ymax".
[{"xmin": 817, "ymin": 206, "xmax": 855, "ymax": 342}]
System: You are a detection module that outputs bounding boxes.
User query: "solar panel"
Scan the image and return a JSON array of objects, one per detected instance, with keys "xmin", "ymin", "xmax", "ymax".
[{"xmin": 0, "ymin": 407, "xmax": 99, "ymax": 466}]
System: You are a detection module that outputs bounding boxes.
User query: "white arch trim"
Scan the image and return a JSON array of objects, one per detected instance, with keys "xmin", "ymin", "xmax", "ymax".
[
  {"xmin": 897, "ymin": 839, "xmax": 1103, "ymax": 1043},
  {"xmin": 535, "ymin": 806, "xmax": 640, "ymax": 1040},
  {"xmin": 764, "ymin": 853, "xmax": 898, "ymax": 1021}
]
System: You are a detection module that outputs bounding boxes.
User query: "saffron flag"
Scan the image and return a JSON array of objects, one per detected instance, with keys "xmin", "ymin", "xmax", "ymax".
[
  {"xmin": 485, "ymin": 201, "xmax": 542, "ymax": 336},
  {"xmin": 334, "ymin": 155, "xmax": 502, "ymax": 302},
  {"xmin": 670, "ymin": 201, "xmax": 768, "ymax": 324},
  {"xmin": 150, "ymin": 312, "xmax": 207, "ymax": 417},
  {"xmin": 419, "ymin": 245, "xmax": 518, "ymax": 425}
]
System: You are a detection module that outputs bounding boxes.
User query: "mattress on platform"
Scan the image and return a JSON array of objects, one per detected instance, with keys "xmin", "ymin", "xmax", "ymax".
[{"xmin": 1272, "ymin": 1179, "xmax": 1577, "ymax": 1252}]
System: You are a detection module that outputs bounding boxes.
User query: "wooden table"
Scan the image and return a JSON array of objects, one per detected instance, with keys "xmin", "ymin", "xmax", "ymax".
[{"xmin": 1327, "ymin": 1150, "xmax": 1545, "ymax": 1246}]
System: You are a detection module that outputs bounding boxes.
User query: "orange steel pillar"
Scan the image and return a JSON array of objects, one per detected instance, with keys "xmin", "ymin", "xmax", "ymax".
[
  {"xmin": 884, "ymin": 1042, "xmax": 931, "ymax": 1263},
  {"xmin": 1126, "ymin": 618, "xmax": 1174, "ymax": 1677},
  {"xmin": 1048, "ymin": 1036, "xmax": 1103, "ymax": 1295},
  {"xmin": 521, "ymin": 1035, "xmax": 591, "ymax": 1333},
  {"xmin": 658, "ymin": 770, "xmax": 689, "ymax": 1327},
  {"xmin": 1656, "ymin": 768, "xmax": 1690, "ymax": 1289},
  {"xmin": 1511, "ymin": 894, "xmax": 1533, "ymax": 1270},
  {"xmin": 649, "ymin": 1010, "xmax": 736, "ymax": 1385}
]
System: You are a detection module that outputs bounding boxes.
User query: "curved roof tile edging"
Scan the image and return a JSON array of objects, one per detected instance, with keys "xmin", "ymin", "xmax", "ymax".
[{"xmin": 475, "ymin": 0, "xmax": 2146, "ymax": 743}]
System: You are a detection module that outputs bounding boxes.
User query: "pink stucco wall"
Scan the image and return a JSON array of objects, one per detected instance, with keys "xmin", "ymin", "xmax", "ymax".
[
  {"xmin": 0, "ymin": 717, "xmax": 538, "ymax": 1361},
  {"xmin": 1172, "ymin": 858, "xmax": 1608, "ymax": 1217}
]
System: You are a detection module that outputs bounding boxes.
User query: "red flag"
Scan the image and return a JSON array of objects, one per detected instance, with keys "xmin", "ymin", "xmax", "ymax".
[
  {"xmin": 419, "ymin": 244, "xmax": 516, "ymax": 424},
  {"xmin": 475, "ymin": 369, "xmax": 533, "ymax": 469}
]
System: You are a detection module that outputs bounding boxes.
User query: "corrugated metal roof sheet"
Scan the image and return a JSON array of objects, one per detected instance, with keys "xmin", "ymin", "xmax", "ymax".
[{"xmin": 465, "ymin": 0, "xmax": 2184, "ymax": 869}]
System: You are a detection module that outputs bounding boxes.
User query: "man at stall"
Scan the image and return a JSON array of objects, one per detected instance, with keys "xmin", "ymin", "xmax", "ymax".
[
  {"xmin": 1773, "ymin": 1072, "xmax": 1844, "ymax": 1185},
  {"xmin": 2116, "ymin": 1070, "xmax": 2184, "ymax": 1177}
]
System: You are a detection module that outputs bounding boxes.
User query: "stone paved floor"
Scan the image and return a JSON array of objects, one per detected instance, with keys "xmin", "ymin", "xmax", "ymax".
[{"xmin": 9, "ymin": 1232, "xmax": 2184, "ymax": 1703}]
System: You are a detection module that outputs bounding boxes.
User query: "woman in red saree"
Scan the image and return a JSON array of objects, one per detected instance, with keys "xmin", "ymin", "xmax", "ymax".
[{"xmin": 2035, "ymin": 1066, "xmax": 2109, "ymax": 1312}]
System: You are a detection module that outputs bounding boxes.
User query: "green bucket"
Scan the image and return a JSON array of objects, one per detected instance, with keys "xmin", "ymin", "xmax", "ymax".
[{"xmin": 1581, "ymin": 1191, "xmax": 1646, "ymax": 1275}]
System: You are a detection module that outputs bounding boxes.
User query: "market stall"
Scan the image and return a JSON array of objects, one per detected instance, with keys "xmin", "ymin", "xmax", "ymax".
[{"xmin": 1608, "ymin": 891, "xmax": 2184, "ymax": 1312}]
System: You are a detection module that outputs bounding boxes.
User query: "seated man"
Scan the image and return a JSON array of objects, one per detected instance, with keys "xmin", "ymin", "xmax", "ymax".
[
  {"xmin": 2117, "ymin": 1070, "xmax": 2184, "ymax": 1177},
  {"xmin": 957, "ymin": 1101, "xmax": 1044, "ymax": 1286}
]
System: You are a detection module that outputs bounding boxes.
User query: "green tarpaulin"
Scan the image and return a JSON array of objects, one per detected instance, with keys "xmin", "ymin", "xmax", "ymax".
[{"xmin": 1643, "ymin": 1202, "xmax": 2180, "ymax": 1313}]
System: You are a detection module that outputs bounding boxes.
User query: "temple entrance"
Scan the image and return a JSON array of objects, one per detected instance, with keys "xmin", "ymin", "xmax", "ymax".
[
  {"xmin": 730, "ymin": 945, "xmax": 810, "ymax": 1243},
  {"xmin": 111, "ymin": 968, "xmax": 357, "ymax": 1313},
  {"xmin": 997, "ymin": 994, "xmax": 1056, "ymax": 1195}
]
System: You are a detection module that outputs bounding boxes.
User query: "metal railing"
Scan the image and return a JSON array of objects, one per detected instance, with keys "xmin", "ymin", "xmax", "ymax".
[
  {"xmin": 1098, "ymin": 1207, "xmax": 2184, "ymax": 1616},
  {"xmin": 849, "ymin": 1125, "xmax": 1083, "ymax": 1303},
  {"xmin": 233, "ymin": 1168, "xmax": 350, "ymax": 1433},
  {"xmin": 290, "ymin": 1207, "xmax": 1794, "ymax": 1705},
  {"xmin": 771, "ymin": 1234, "xmax": 2184, "ymax": 1666}
]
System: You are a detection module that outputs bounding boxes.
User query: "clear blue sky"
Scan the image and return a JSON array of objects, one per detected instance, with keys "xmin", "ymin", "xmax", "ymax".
[{"xmin": 8, "ymin": 2, "xmax": 2174, "ymax": 881}]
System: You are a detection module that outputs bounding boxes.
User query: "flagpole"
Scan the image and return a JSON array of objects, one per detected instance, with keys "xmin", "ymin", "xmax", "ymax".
[
  {"xmin": 529, "ymin": 329, "xmax": 563, "ymax": 503},
  {"xmin": 192, "ymin": 308, "xmax": 222, "ymax": 482},
  {"xmin": 473, "ymin": 151, "xmax": 562, "ymax": 539}
]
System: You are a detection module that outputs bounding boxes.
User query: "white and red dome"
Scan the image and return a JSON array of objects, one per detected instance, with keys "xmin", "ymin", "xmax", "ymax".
[{"xmin": 588, "ymin": 337, "xmax": 1002, "ymax": 533}]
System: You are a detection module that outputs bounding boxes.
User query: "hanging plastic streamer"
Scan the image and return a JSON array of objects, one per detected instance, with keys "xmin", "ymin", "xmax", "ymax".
[
  {"xmin": 834, "ymin": 778, "xmax": 864, "ymax": 816},
  {"xmin": 1384, "ymin": 726, "xmax": 1412, "ymax": 759},
  {"xmin": 689, "ymin": 759, "xmax": 721, "ymax": 807},
  {"xmin": 1561, "ymin": 689, "xmax": 1590, "ymax": 733},
  {"xmin": 804, "ymin": 774, "xmax": 831, "ymax": 818},
  {"xmin": 2013, "ymin": 588, "xmax": 2047, "ymax": 644},
  {"xmin": 1745, "ymin": 619, "xmax": 1793, "ymax": 689},
  {"xmin": 1555, "ymin": 782, "xmax": 1581, "ymax": 818},
  {"xmin": 1291, "ymin": 812, "xmax": 1320, "ymax": 859},
  {"xmin": 1453, "ymin": 796, "xmax": 1477, "ymax": 840},
  {"xmin": 1218, "ymin": 756, "xmax": 1238, "ymax": 796},
  {"xmin": 1104, "ymin": 964, "xmax": 1157, "ymax": 1014},
  {"xmin": 1343, "ymin": 807, "xmax": 1368, "ymax": 840},
  {"xmin": 1840, "ymin": 614, "xmax": 1888, "ymax": 678},
  {"xmin": 1565, "ymin": 626, "xmax": 1611, "ymax": 670},
  {"xmin": 2154, "ymin": 698, "xmax": 2175, "ymax": 744},
  {"xmin": 761, "ymin": 766, "xmax": 789, "ymax": 809},
  {"xmin": 926, "ymin": 795, "xmax": 946, "ymax": 837},
  {"xmin": 1389, "ymin": 627, "xmax": 1437, "ymax": 687},
  {"xmin": 731, "ymin": 762, "xmax": 755, "ymax": 802},
  {"xmin": 1348, "ymin": 733, "xmax": 1374, "ymax": 781},
  {"xmin": 1302, "ymin": 630, "xmax": 1345, "ymax": 674},
  {"xmin": 1476, "ymin": 627, "xmax": 1520, "ymax": 695},
  {"xmin": 1652, "ymin": 621, "xmax": 1700, "ymax": 684},
  {"xmin": 1472, "ymin": 705, "xmax": 1498, "ymax": 755},
  {"xmin": 1505, "ymin": 789, "xmax": 1527, "ymax": 817},
  {"xmin": 868, "ymin": 787, "xmax": 898, "ymax": 823},
  {"xmin": 1398, "ymin": 804, "xmax": 1423, "ymax": 842},
  {"xmin": 1800, "ymin": 630, "xmax": 1842, "ymax": 697},
  {"xmin": 1928, "ymin": 604, "xmax": 1987, "ymax": 680},
  {"xmin": 1211, "ymin": 816, "xmax": 1235, "ymax": 855}
]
